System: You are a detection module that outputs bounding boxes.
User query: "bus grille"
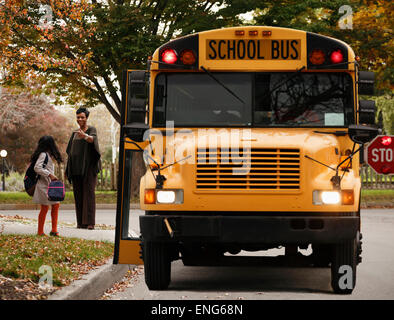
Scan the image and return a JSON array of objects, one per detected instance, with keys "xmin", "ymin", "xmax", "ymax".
[{"xmin": 196, "ymin": 148, "xmax": 300, "ymax": 190}]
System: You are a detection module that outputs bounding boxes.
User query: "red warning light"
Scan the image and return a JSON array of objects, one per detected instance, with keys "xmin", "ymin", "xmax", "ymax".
[
  {"xmin": 162, "ymin": 49, "xmax": 177, "ymax": 64},
  {"xmin": 180, "ymin": 49, "xmax": 196, "ymax": 65},
  {"xmin": 309, "ymin": 49, "xmax": 325, "ymax": 65},
  {"xmin": 330, "ymin": 50, "xmax": 344, "ymax": 64},
  {"xmin": 381, "ymin": 136, "xmax": 392, "ymax": 146}
]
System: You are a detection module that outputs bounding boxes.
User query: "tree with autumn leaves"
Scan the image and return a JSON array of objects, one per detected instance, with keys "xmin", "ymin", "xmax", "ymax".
[
  {"xmin": 0, "ymin": 87, "xmax": 72, "ymax": 172},
  {"xmin": 0, "ymin": 0, "xmax": 263, "ymax": 123},
  {"xmin": 0, "ymin": 0, "xmax": 391, "ymax": 128}
]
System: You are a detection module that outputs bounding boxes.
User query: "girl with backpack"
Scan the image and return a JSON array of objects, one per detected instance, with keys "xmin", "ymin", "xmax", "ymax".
[{"xmin": 31, "ymin": 136, "xmax": 63, "ymax": 236}]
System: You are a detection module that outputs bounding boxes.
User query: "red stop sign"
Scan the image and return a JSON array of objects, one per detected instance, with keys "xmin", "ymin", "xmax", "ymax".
[{"xmin": 367, "ymin": 135, "xmax": 394, "ymax": 174}]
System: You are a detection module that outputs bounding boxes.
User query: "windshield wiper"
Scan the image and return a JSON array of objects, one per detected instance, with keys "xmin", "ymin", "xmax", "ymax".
[
  {"xmin": 200, "ymin": 66, "xmax": 245, "ymax": 104},
  {"xmin": 314, "ymin": 130, "xmax": 347, "ymax": 136}
]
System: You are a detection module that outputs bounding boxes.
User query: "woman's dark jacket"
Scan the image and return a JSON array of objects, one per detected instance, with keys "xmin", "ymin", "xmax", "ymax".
[{"xmin": 65, "ymin": 126, "xmax": 101, "ymax": 183}]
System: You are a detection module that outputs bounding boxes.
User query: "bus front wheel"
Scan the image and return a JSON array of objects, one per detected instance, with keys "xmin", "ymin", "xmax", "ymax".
[
  {"xmin": 330, "ymin": 234, "xmax": 358, "ymax": 294},
  {"xmin": 143, "ymin": 241, "xmax": 171, "ymax": 290}
]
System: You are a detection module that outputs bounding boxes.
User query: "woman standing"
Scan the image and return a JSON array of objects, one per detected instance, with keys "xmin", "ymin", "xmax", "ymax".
[
  {"xmin": 32, "ymin": 136, "xmax": 63, "ymax": 236},
  {"xmin": 65, "ymin": 108, "xmax": 101, "ymax": 230}
]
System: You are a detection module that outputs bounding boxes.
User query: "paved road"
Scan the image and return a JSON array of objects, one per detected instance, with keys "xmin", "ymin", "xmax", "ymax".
[
  {"xmin": 109, "ymin": 208, "xmax": 394, "ymax": 300},
  {"xmin": 3, "ymin": 208, "xmax": 394, "ymax": 299}
]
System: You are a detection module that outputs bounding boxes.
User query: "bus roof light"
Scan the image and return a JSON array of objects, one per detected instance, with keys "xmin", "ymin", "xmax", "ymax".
[
  {"xmin": 330, "ymin": 49, "xmax": 344, "ymax": 64},
  {"xmin": 262, "ymin": 30, "xmax": 272, "ymax": 36},
  {"xmin": 309, "ymin": 49, "xmax": 325, "ymax": 65},
  {"xmin": 249, "ymin": 30, "xmax": 258, "ymax": 36},
  {"xmin": 162, "ymin": 49, "xmax": 177, "ymax": 64},
  {"xmin": 180, "ymin": 49, "xmax": 196, "ymax": 65},
  {"xmin": 235, "ymin": 30, "xmax": 245, "ymax": 36}
]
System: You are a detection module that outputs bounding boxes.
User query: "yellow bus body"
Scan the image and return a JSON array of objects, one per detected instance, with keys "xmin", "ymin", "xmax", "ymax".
[{"xmin": 139, "ymin": 26, "xmax": 359, "ymax": 213}]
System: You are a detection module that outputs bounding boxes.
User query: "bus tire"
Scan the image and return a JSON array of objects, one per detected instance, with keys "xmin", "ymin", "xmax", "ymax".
[
  {"xmin": 143, "ymin": 241, "xmax": 171, "ymax": 290},
  {"xmin": 330, "ymin": 236, "xmax": 357, "ymax": 294}
]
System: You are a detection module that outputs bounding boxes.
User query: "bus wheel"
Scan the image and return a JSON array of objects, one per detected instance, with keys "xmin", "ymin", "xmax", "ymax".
[
  {"xmin": 143, "ymin": 241, "xmax": 171, "ymax": 290},
  {"xmin": 330, "ymin": 236, "xmax": 357, "ymax": 294}
]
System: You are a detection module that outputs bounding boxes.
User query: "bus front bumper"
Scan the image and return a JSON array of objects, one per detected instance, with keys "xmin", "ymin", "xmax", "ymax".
[{"xmin": 139, "ymin": 213, "xmax": 359, "ymax": 244}]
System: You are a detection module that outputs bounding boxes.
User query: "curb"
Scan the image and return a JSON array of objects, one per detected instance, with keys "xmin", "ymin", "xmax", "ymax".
[
  {"xmin": 48, "ymin": 259, "xmax": 132, "ymax": 300},
  {"xmin": 0, "ymin": 203, "xmax": 140, "ymax": 210}
]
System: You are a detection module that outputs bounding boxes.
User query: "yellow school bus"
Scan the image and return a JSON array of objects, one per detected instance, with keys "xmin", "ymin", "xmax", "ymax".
[{"xmin": 113, "ymin": 26, "xmax": 379, "ymax": 294}]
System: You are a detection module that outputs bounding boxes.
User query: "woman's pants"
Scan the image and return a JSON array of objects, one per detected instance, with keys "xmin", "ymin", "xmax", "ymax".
[{"xmin": 71, "ymin": 167, "xmax": 97, "ymax": 227}]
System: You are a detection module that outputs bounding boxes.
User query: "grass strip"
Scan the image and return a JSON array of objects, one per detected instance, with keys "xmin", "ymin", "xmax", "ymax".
[
  {"xmin": 0, "ymin": 191, "xmax": 138, "ymax": 204},
  {"xmin": 0, "ymin": 234, "xmax": 114, "ymax": 288}
]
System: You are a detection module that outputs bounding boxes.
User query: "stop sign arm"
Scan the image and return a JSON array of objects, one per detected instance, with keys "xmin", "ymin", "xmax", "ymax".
[{"xmin": 367, "ymin": 135, "xmax": 394, "ymax": 175}]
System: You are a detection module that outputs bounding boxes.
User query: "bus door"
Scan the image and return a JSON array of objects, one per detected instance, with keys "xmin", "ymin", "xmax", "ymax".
[{"xmin": 113, "ymin": 70, "xmax": 149, "ymax": 264}]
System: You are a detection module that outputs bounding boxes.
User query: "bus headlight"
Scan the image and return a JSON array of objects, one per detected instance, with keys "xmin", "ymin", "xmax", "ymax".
[
  {"xmin": 145, "ymin": 189, "xmax": 184, "ymax": 204},
  {"xmin": 313, "ymin": 190, "xmax": 341, "ymax": 205},
  {"xmin": 321, "ymin": 191, "xmax": 341, "ymax": 204},
  {"xmin": 157, "ymin": 190, "xmax": 176, "ymax": 203}
]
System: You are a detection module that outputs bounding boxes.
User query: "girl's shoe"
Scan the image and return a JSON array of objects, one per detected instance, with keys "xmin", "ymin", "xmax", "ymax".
[
  {"xmin": 87, "ymin": 225, "xmax": 95, "ymax": 230},
  {"xmin": 49, "ymin": 231, "xmax": 59, "ymax": 237},
  {"xmin": 37, "ymin": 233, "xmax": 47, "ymax": 236}
]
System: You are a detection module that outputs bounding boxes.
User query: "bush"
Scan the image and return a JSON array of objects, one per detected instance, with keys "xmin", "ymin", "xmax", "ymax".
[{"xmin": 5, "ymin": 171, "xmax": 25, "ymax": 192}]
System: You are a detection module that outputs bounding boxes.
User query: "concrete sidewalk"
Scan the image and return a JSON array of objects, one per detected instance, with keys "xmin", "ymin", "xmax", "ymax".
[
  {"xmin": 0, "ymin": 208, "xmax": 138, "ymax": 300},
  {"xmin": 0, "ymin": 203, "xmax": 140, "ymax": 210}
]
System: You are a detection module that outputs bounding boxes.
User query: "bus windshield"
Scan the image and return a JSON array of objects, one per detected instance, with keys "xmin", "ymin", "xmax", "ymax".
[{"xmin": 153, "ymin": 72, "xmax": 354, "ymax": 127}]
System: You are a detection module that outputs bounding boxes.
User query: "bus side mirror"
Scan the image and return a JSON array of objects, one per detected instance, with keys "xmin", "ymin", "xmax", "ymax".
[
  {"xmin": 358, "ymin": 100, "xmax": 376, "ymax": 125},
  {"xmin": 358, "ymin": 71, "xmax": 374, "ymax": 95},
  {"xmin": 123, "ymin": 70, "xmax": 149, "ymax": 142},
  {"xmin": 348, "ymin": 124, "xmax": 379, "ymax": 145}
]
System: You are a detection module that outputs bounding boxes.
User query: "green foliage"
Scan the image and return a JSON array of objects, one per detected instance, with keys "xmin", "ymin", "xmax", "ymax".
[
  {"xmin": 102, "ymin": 147, "xmax": 113, "ymax": 163},
  {"xmin": 375, "ymin": 95, "xmax": 394, "ymax": 135},
  {"xmin": 5, "ymin": 171, "xmax": 25, "ymax": 192},
  {"xmin": 361, "ymin": 94, "xmax": 394, "ymax": 134}
]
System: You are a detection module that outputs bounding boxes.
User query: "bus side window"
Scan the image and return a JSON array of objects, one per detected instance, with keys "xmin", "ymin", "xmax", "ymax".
[
  {"xmin": 254, "ymin": 73, "xmax": 271, "ymax": 125},
  {"xmin": 153, "ymin": 74, "xmax": 166, "ymax": 126}
]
